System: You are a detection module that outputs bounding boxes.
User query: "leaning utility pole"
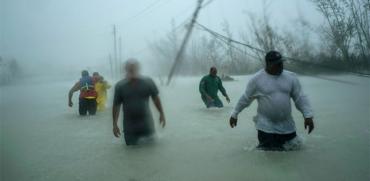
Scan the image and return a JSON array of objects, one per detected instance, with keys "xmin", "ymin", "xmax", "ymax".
[
  {"xmin": 166, "ymin": 0, "xmax": 204, "ymax": 85},
  {"xmin": 113, "ymin": 25, "xmax": 118, "ymax": 79}
]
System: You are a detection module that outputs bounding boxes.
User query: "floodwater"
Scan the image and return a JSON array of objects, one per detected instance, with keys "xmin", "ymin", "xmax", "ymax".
[{"xmin": 1, "ymin": 74, "xmax": 369, "ymax": 181}]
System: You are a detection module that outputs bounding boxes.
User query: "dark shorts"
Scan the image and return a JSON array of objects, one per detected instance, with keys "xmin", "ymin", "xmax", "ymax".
[
  {"xmin": 201, "ymin": 96, "xmax": 223, "ymax": 108},
  {"xmin": 79, "ymin": 98, "xmax": 97, "ymax": 116},
  {"xmin": 124, "ymin": 131, "xmax": 154, "ymax": 146},
  {"xmin": 257, "ymin": 130, "xmax": 297, "ymax": 151}
]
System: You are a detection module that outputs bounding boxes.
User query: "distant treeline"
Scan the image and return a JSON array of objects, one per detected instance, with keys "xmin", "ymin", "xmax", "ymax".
[{"xmin": 150, "ymin": 0, "xmax": 370, "ymax": 76}]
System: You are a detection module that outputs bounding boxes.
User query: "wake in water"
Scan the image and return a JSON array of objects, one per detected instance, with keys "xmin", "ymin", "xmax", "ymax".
[
  {"xmin": 243, "ymin": 135, "xmax": 304, "ymax": 151},
  {"xmin": 282, "ymin": 136, "xmax": 304, "ymax": 151}
]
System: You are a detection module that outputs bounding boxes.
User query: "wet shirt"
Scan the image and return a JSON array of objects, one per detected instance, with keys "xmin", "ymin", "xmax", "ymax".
[
  {"xmin": 78, "ymin": 76, "xmax": 97, "ymax": 99},
  {"xmin": 113, "ymin": 77, "xmax": 159, "ymax": 134},
  {"xmin": 199, "ymin": 75, "xmax": 227, "ymax": 99},
  {"xmin": 231, "ymin": 69, "xmax": 314, "ymax": 134}
]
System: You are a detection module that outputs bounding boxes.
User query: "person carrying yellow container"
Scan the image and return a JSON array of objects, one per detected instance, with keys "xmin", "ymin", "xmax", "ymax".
[{"xmin": 95, "ymin": 75, "xmax": 111, "ymax": 111}]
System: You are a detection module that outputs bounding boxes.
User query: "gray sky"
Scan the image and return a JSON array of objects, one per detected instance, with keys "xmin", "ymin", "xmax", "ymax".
[{"xmin": 0, "ymin": 0, "xmax": 323, "ymax": 75}]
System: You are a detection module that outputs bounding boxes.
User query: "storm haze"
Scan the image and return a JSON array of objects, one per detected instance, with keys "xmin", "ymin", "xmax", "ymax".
[{"xmin": 1, "ymin": 0, "xmax": 322, "ymax": 77}]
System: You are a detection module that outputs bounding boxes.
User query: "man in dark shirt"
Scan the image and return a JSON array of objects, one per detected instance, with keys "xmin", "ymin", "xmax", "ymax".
[{"xmin": 112, "ymin": 59, "xmax": 166, "ymax": 145}]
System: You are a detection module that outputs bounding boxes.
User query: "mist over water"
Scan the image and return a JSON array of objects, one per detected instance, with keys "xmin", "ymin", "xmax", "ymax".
[{"xmin": 1, "ymin": 74, "xmax": 369, "ymax": 181}]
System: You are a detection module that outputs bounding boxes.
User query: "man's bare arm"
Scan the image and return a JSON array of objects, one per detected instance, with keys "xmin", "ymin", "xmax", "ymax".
[
  {"xmin": 68, "ymin": 83, "xmax": 80, "ymax": 107},
  {"xmin": 112, "ymin": 103, "xmax": 121, "ymax": 137},
  {"xmin": 152, "ymin": 95, "xmax": 166, "ymax": 128}
]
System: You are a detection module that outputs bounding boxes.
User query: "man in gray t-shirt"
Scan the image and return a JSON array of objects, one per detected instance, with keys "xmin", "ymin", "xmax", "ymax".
[{"xmin": 112, "ymin": 59, "xmax": 166, "ymax": 145}]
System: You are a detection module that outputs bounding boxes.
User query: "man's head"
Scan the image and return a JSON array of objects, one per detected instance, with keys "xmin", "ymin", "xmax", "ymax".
[
  {"xmin": 81, "ymin": 70, "xmax": 89, "ymax": 77},
  {"xmin": 93, "ymin": 72, "xmax": 100, "ymax": 77},
  {"xmin": 265, "ymin": 50, "xmax": 285, "ymax": 75},
  {"xmin": 209, "ymin": 66, "xmax": 217, "ymax": 77},
  {"xmin": 124, "ymin": 58, "xmax": 140, "ymax": 79}
]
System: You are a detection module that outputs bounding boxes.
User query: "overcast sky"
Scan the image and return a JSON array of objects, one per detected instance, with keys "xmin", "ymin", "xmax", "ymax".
[{"xmin": 0, "ymin": 0, "xmax": 323, "ymax": 75}]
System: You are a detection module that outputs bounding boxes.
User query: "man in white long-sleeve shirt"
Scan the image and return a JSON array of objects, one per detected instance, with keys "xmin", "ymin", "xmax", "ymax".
[{"xmin": 229, "ymin": 51, "xmax": 315, "ymax": 151}]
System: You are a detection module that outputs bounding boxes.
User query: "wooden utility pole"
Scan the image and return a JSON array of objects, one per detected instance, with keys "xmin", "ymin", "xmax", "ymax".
[
  {"xmin": 113, "ymin": 25, "xmax": 118, "ymax": 78},
  {"xmin": 166, "ymin": 0, "xmax": 204, "ymax": 85},
  {"xmin": 109, "ymin": 54, "xmax": 113, "ymax": 79}
]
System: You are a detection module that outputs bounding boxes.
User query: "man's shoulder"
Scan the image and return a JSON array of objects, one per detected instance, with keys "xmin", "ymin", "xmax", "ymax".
[
  {"xmin": 115, "ymin": 79, "xmax": 129, "ymax": 88},
  {"xmin": 200, "ymin": 75, "xmax": 210, "ymax": 83},
  {"xmin": 283, "ymin": 70, "xmax": 297, "ymax": 76},
  {"xmin": 141, "ymin": 76, "xmax": 153, "ymax": 81},
  {"xmin": 282, "ymin": 70, "xmax": 299, "ymax": 80},
  {"xmin": 201, "ymin": 75, "xmax": 209, "ymax": 80},
  {"xmin": 249, "ymin": 69, "xmax": 264, "ymax": 81},
  {"xmin": 139, "ymin": 76, "xmax": 156, "ymax": 85},
  {"xmin": 215, "ymin": 76, "xmax": 223, "ymax": 83},
  {"xmin": 116, "ymin": 79, "xmax": 127, "ymax": 85}
]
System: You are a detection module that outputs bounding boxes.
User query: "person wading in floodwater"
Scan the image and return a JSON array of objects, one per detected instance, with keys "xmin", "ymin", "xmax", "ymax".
[
  {"xmin": 112, "ymin": 59, "xmax": 166, "ymax": 145},
  {"xmin": 229, "ymin": 51, "xmax": 315, "ymax": 151},
  {"xmin": 68, "ymin": 70, "xmax": 98, "ymax": 116},
  {"xmin": 199, "ymin": 66, "xmax": 230, "ymax": 108},
  {"xmin": 95, "ymin": 75, "xmax": 111, "ymax": 111}
]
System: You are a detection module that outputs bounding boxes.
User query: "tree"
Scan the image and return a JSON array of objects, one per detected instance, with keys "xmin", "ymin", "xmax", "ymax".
[
  {"xmin": 149, "ymin": 20, "xmax": 179, "ymax": 78},
  {"xmin": 312, "ymin": 0, "xmax": 353, "ymax": 61}
]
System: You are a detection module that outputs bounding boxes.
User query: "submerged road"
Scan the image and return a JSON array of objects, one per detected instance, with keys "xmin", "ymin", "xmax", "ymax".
[{"xmin": 1, "ymin": 75, "xmax": 369, "ymax": 181}]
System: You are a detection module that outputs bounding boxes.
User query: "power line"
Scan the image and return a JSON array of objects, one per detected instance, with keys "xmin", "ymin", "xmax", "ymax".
[
  {"xmin": 122, "ymin": 0, "xmax": 173, "ymax": 25},
  {"xmin": 121, "ymin": 0, "xmax": 215, "ymax": 59},
  {"xmin": 195, "ymin": 21, "xmax": 265, "ymax": 53},
  {"xmin": 174, "ymin": 0, "xmax": 216, "ymax": 31},
  {"xmin": 194, "ymin": 21, "xmax": 370, "ymax": 77},
  {"xmin": 199, "ymin": 26, "xmax": 258, "ymax": 58},
  {"xmin": 194, "ymin": 21, "xmax": 264, "ymax": 60},
  {"xmin": 197, "ymin": 27, "xmax": 360, "ymax": 84},
  {"xmin": 123, "ymin": 0, "xmax": 162, "ymax": 22}
]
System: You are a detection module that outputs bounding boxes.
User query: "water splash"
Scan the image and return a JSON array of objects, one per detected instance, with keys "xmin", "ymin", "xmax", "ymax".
[{"xmin": 283, "ymin": 135, "xmax": 304, "ymax": 151}]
